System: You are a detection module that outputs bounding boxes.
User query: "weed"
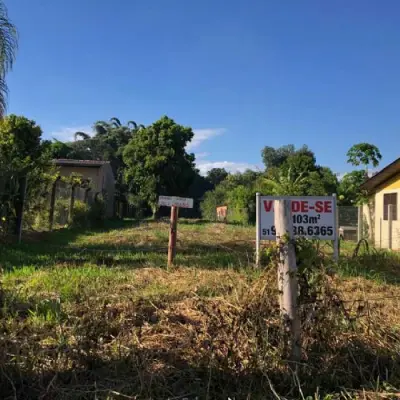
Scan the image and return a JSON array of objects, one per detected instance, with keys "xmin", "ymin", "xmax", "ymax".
[{"xmin": 0, "ymin": 221, "xmax": 399, "ymax": 399}]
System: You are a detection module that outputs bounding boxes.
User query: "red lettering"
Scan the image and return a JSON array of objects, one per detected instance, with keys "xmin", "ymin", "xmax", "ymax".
[
  {"xmin": 292, "ymin": 201, "xmax": 300, "ymax": 212},
  {"xmin": 315, "ymin": 201, "xmax": 324, "ymax": 213},
  {"xmin": 263, "ymin": 200, "xmax": 273, "ymax": 212},
  {"xmin": 301, "ymin": 201, "xmax": 308, "ymax": 212},
  {"xmin": 324, "ymin": 201, "xmax": 332, "ymax": 213}
]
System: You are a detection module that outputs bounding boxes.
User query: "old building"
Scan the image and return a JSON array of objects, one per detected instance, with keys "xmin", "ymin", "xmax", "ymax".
[{"xmin": 54, "ymin": 159, "xmax": 115, "ymax": 217}]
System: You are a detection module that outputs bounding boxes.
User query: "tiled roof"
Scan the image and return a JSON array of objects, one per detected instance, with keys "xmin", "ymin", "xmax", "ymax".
[{"xmin": 54, "ymin": 159, "xmax": 110, "ymax": 167}]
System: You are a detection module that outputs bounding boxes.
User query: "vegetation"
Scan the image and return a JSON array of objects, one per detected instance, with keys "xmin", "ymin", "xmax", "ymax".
[
  {"xmin": 0, "ymin": 1, "xmax": 18, "ymax": 117},
  {"xmin": 123, "ymin": 116, "xmax": 197, "ymax": 217},
  {"xmin": 0, "ymin": 115, "xmax": 54, "ymax": 235},
  {"xmin": 0, "ymin": 221, "xmax": 399, "ymax": 399},
  {"xmin": 347, "ymin": 142, "xmax": 382, "ymax": 171}
]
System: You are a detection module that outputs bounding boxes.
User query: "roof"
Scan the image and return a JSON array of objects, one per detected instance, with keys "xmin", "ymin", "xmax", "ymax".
[
  {"xmin": 54, "ymin": 159, "xmax": 110, "ymax": 168},
  {"xmin": 360, "ymin": 157, "xmax": 400, "ymax": 192}
]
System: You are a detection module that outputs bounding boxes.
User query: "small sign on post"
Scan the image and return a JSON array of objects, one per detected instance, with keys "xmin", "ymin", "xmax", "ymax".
[{"xmin": 158, "ymin": 196, "xmax": 194, "ymax": 266}]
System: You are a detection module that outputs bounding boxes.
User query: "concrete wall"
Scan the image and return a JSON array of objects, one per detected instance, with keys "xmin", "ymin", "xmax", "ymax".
[
  {"xmin": 363, "ymin": 174, "xmax": 400, "ymax": 249},
  {"xmin": 56, "ymin": 164, "xmax": 115, "ymax": 217},
  {"xmin": 57, "ymin": 166, "xmax": 102, "ymax": 190},
  {"xmin": 99, "ymin": 164, "xmax": 115, "ymax": 217}
]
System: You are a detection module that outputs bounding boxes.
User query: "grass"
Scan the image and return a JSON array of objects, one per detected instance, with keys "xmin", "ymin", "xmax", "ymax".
[{"xmin": 0, "ymin": 219, "xmax": 400, "ymax": 399}]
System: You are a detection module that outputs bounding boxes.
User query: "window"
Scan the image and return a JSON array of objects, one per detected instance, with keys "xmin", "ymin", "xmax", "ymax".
[{"xmin": 383, "ymin": 193, "xmax": 397, "ymax": 220}]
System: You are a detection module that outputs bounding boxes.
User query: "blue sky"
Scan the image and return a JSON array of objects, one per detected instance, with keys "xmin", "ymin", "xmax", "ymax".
[{"xmin": 6, "ymin": 0, "xmax": 400, "ymax": 175}]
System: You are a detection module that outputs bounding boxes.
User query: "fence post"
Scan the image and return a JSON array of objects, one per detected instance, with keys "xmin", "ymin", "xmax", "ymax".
[
  {"xmin": 255, "ymin": 192, "xmax": 261, "ymax": 267},
  {"xmin": 68, "ymin": 184, "xmax": 77, "ymax": 224},
  {"xmin": 49, "ymin": 177, "xmax": 60, "ymax": 231},
  {"xmin": 168, "ymin": 206, "xmax": 178, "ymax": 267},
  {"xmin": 388, "ymin": 204, "xmax": 393, "ymax": 250},
  {"xmin": 275, "ymin": 199, "xmax": 301, "ymax": 361},
  {"xmin": 333, "ymin": 194, "xmax": 339, "ymax": 262},
  {"xmin": 380, "ymin": 218, "xmax": 382, "ymax": 248},
  {"xmin": 84, "ymin": 187, "xmax": 91, "ymax": 204},
  {"xmin": 357, "ymin": 205, "xmax": 363, "ymax": 242}
]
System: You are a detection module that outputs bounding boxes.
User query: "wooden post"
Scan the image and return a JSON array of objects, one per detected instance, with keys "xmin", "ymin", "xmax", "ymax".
[
  {"xmin": 380, "ymin": 218, "xmax": 382, "ymax": 248},
  {"xmin": 255, "ymin": 192, "xmax": 261, "ymax": 267},
  {"xmin": 69, "ymin": 184, "xmax": 77, "ymax": 224},
  {"xmin": 332, "ymin": 194, "xmax": 339, "ymax": 262},
  {"xmin": 357, "ymin": 205, "xmax": 363, "ymax": 242},
  {"xmin": 84, "ymin": 187, "xmax": 91, "ymax": 204},
  {"xmin": 49, "ymin": 177, "xmax": 60, "ymax": 231},
  {"xmin": 275, "ymin": 199, "xmax": 301, "ymax": 361},
  {"xmin": 388, "ymin": 204, "xmax": 393, "ymax": 250},
  {"xmin": 168, "ymin": 205, "xmax": 178, "ymax": 267}
]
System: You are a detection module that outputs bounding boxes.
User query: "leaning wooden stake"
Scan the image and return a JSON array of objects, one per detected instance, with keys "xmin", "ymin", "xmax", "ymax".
[
  {"xmin": 168, "ymin": 205, "xmax": 178, "ymax": 267},
  {"xmin": 275, "ymin": 199, "xmax": 301, "ymax": 361}
]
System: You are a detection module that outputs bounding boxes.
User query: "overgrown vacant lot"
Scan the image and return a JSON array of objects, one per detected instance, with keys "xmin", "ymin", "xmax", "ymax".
[{"xmin": 1, "ymin": 220, "xmax": 400, "ymax": 399}]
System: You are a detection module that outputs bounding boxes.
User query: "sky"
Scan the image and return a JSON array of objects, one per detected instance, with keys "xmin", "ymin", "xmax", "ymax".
[{"xmin": 6, "ymin": 0, "xmax": 400, "ymax": 175}]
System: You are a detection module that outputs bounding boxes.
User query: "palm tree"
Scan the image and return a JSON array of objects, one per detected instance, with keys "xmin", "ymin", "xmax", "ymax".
[
  {"xmin": 110, "ymin": 117, "xmax": 122, "ymax": 128},
  {"xmin": 263, "ymin": 167, "xmax": 307, "ymax": 196},
  {"xmin": 0, "ymin": 1, "xmax": 18, "ymax": 117},
  {"xmin": 74, "ymin": 131, "xmax": 91, "ymax": 141}
]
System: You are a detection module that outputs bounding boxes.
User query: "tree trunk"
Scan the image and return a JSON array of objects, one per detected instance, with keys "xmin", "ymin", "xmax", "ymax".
[{"xmin": 14, "ymin": 176, "xmax": 27, "ymax": 239}]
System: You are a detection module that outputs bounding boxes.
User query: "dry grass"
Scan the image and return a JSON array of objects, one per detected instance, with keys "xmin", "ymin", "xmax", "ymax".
[{"xmin": 0, "ymin": 220, "xmax": 400, "ymax": 399}]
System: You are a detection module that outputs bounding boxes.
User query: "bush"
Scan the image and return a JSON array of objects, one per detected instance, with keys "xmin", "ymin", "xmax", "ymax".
[
  {"xmin": 200, "ymin": 188, "xmax": 226, "ymax": 221},
  {"xmin": 70, "ymin": 200, "xmax": 89, "ymax": 228},
  {"xmin": 87, "ymin": 197, "xmax": 106, "ymax": 228},
  {"xmin": 53, "ymin": 198, "xmax": 88, "ymax": 228}
]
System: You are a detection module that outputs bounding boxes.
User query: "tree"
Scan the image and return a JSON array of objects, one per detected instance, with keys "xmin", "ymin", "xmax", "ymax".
[
  {"xmin": 261, "ymin": 144, "xmax": 295, "ymax": 170},
  {"xmin": 338, "ymin": 170, "xmax": 368, "ymax": 205},
  {"xmin": 347, "ymin": 143, "xmax": 382, "ymax": 171},
  {"xmin": 263, "ymin": 167, "xmax": 308, "ymax": 196},
  {"xmin": 0, "ymin": 1, "xmax": 18, "ymax": 117},
  {"xmin": 123, "ymin": 116, "xmax": 197, "ymax": 216},
  {"xmin": 306, "ymin": 167, "xmax": 338, "ymax": 196},
  {"xmin": 0, "ymin": 115, "xmax": 53, "ymax": 233},
  {"xmin": 206, "ymin": 168, "xmax": 228, "ymax": 186}
]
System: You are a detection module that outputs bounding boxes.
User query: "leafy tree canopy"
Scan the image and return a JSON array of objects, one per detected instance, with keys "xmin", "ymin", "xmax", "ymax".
[
  {"xmin": 206, "ymin": 168, "xmax": 228, "ymax": 186},
  {"xmin": 338, "ymin": 170, "xmax": 368, "ymax": 205},
  {"xmin": 123, "ymin": 116, "xmax": 197, "ymax": 215},
  {"xmin": 347, "ymin": 143, "xmax": 382, "ymax": 169},
  {"xmin": 0, "ymin": 115, "xmax": 53, "ymax": 232}
]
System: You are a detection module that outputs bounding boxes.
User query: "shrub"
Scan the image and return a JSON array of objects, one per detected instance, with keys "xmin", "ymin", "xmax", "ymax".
[
  {"xmin": 200, "ymin": 188, "xmax": 226, "ymax": 221},
  {"xmin": 87, "ymin": 197, "xmax": 106, "ymax": 228},
  {"xmin": 53, "ymin": 198, "xmax": 89, "ymax": 228}
]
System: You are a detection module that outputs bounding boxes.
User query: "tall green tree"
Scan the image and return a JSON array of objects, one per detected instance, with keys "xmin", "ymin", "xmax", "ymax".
[
  {"xmin": 123, "ymin": 116, "xmax": 197, "ymax": 216},
  {"xmin": 206, "ymin": 168, "xmax": 228, "ymax": 186},
  {"xmin": 347, "ymin": 143, "xmax": 382, "ymax": 172},
  {"xmin": 338, "ymin": 170, "xmax": 367, "ymax": 205},
  {"xmin": 0, "ymin": 1, "xmax": 18, "ymax": 117},
  {"xmin": 0, "ymin": 115, "xmax": 53, "ymax": 233}
]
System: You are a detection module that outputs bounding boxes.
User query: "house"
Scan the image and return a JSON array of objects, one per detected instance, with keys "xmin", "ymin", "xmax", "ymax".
[
  {"xmin": 360, "ymin": 157, "xmax": 400, "ymax": 249},
  {"xmin": 54, "ymin": 159, "xmax": 115, "ymax": 217}
]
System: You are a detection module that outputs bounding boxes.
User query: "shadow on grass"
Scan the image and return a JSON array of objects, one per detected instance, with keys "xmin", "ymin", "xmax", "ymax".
[{"xmin": 1, "ymin": 221, "xmax": 255, "ymax": 271}]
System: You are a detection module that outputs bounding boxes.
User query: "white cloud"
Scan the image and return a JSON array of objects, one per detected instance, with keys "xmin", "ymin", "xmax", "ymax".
[
  {"xmin": 48, "ymin": 125, "xmax": 93, "ymax": 142},
  {"xmin": 187, "ymin": 128, "xmax": 226, "ymax": 151},
  {"xmin": 195, "ymin": 152, "xmax": 210, "ymax": 159},
  {"xmin": 196, "ymin": 161, "xmax": 259, "ymax": 175}
]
